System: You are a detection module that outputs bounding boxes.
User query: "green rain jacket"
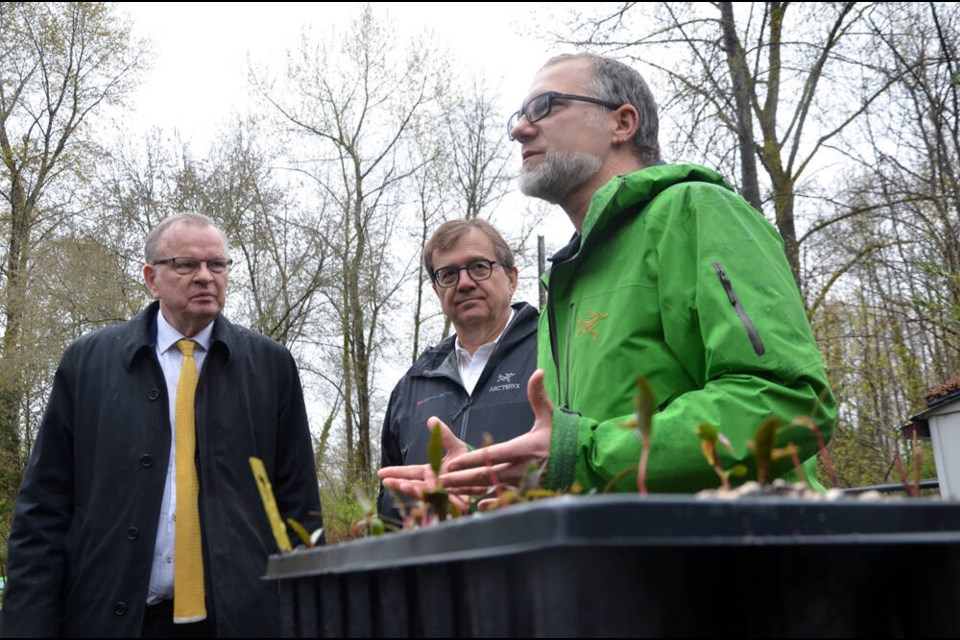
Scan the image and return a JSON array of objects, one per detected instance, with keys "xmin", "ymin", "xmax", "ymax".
[{"xmin": 542, "ymin": 164, "xmax": 836, "ymax": 493}]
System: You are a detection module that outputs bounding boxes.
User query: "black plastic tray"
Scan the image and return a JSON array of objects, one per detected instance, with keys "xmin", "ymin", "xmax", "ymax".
[{"xmin": 266, "ymin": 494, "xmax": 960, "ymax": 637}]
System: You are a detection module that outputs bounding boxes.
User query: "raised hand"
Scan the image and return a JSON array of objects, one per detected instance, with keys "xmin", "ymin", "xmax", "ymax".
[
  {"xmin": 378, "ymin": 416, "xmax": 474, "ymax": 501},
  {"xmin": 440, "ymin": 369, "xmax": 554, "ymax": 490}
]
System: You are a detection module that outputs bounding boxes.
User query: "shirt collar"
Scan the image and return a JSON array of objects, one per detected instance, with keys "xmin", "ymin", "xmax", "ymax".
[
  {"xmin": 454, "ymin": 308, "xmax": 516, "ymax": 358},
  {"xmin": 156, "ymin": 310, "xmax": 214, "ymax": 354}
]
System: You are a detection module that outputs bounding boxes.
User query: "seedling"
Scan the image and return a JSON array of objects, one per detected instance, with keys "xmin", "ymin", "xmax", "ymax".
[
  {"xmin": 287, "ymin": 518, "xmax": 325, "ymax": 548},
  {"xmin": 784, "ymin": 442, "xmax": 807, "ymax": 485},
  {"xmin": 696, "ymin": 423, "xmax": 747, "ymax": 489},
  {"xmin": 792, "ymin": 414, "xmax": 837, "ymax": 486},
  {"xmin": 748, "ymin": 416, "xmax": 800, "ymax": 486},
  {"xmin": 892, "ymin": 430, "xmax": 922, "ymax": 497},
  {"xmin": 418, "ymin": 418, "xmax": 461, "ymax": 522},
  {"xmin": 350, "ymin": 486, "xmax": 387, "ymax": 537},
  {"xmin": 621, "ymin": 375, "xmax": 656, "ymax": 494}
]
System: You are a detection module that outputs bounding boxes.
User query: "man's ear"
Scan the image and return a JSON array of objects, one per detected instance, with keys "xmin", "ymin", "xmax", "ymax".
[
  {"xmin": 143, "ymin": 264, "xmax": 159, "ymax": 299},
  {"xmin": 508, "ymin": 266, "xmax": 519, "ymax": 296},
  {"xmin": 612, "ymin": 104, "xmax": 640, "ymax": 145}
]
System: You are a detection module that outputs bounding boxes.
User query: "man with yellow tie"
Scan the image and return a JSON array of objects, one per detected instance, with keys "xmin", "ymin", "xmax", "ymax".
[{"xmin": 1, "ymin": 212, "xmax": 323, "ymax": 637}]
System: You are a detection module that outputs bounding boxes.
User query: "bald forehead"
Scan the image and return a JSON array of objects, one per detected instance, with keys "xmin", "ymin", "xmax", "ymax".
[{"xmin": 158, "ymin": 221, "xmax": 225, "ymax": 251}]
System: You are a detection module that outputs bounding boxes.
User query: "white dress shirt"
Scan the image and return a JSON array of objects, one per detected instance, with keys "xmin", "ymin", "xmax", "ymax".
[
  {"xmin": 146, "ymin": 311, "xmax": 213, "ymax": 604},
  {"xmin": 455, "ymin": 309, "xmax": 515, "ymax": 395}
]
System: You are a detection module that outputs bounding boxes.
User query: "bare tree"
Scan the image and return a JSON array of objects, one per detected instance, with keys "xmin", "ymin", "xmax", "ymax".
[
  {"xmin": 559, "ymin": 2, "xmax": 894, "ymax": 301},
  {"xmin": 168, "ymin": 120, "xmax": 331, "ymax": 348},
  {"xmin": 427, "ymin": 78, "xmax": 517, "ymax": 343},
  {"xmin": 861, "ymin": 2, "xmax": 960, "ymax": 367},
  {"xmin": 408, "ymin": 129, "xmax": 446, "ymax": 363},
  {"xmin": 0, "ymin": 2, "xmax": 144, "ymax": 499},
  {"xmin": 801, "ymin": 2, "xmax": 960, "ymax": 487},
  {"xmin": 260, "ymin": 5, "xmax": 445, "ymax": 480}
]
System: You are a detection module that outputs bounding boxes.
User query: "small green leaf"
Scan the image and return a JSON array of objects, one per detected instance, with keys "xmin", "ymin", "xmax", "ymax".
[
  {"xmin": 696, "ymin": 423, "xmax": 719, "ymax": 466},
  {"xmin": 752, "ymin": 416, "xmax": 780, "ymax": 465},
  {"xmin": 286, "ymin": 517, "xmax": 313, "ymax": 547},
  {"xmin": 427, "ymin": 418, "xmax": 444, "ymax": 476},
  {"xmin": 696, "ymin": 422, "xmax": 719, "ymax": 443},
  {"xmin": 518, "ymin": 461, "xmax": 544, "ymax": 493},
  {"xmin": 633, "ymin": 375, "xmax": 656, "ymax": 438},
  {"xmin": 423, "ymin": 486, "xmax": 450, "ymax": 520},
  {"xmin": 354, "ymin": 485, "xmax": 374, "ymax": 514},
  {"xmin": 368, "ymin": 516, "xmax": 385, "ymax": 536}
]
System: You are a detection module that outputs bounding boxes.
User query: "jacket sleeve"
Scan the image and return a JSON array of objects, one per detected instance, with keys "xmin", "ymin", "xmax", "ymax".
[
  {"xmin": 546, "ymin": 186, "xmax": 837, "ymax": 494},
  {"xmin": 271, "ymin": 349, "xmax": 325, "ymax": 545},
  {"xmin": 1, "ymin": 355, "xmax": 76, "ymax": 637}
]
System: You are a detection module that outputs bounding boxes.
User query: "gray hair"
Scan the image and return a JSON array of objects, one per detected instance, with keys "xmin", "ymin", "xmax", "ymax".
[
  {"xmin": 543, "ymin": 53, "xmax": 661, "ymax": 166},
  {"xmin": 144, "ymin": 212, "xmax": 229, "ymax": 263}
]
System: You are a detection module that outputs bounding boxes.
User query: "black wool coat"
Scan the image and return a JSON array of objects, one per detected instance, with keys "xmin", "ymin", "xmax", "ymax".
[
  {"xmin": 1, "ymin": 302, "xmax": 323, "ymax": 637},
  {"xmin": 378, "ymin": 301, "xmax": 539, "ymax": 520}
]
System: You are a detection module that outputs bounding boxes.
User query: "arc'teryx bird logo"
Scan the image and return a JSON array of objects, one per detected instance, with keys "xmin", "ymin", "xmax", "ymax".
[
  {"xmin": 489, "ymin": 371, "xmax": 521, "ymax": 393},
  {"xmin": 576, "ymin": 311, "xmax": 609, "ymax": 341}
]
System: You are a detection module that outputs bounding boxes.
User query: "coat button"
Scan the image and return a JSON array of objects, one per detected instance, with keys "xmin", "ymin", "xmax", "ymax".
[
  {"xmin": 113, "ymin": 601, "xmax": 128, "ymax": 616},
  {"xmin": 127, "ymin": 527, "xmax": 140, "ymax": 540},
  {"xmin": 148, "ymin": 388, "xmax": 160, "ymax": 401},
  {"xmin": 140, "ymin": 454, "xmax": 153, "ymax": 467}
]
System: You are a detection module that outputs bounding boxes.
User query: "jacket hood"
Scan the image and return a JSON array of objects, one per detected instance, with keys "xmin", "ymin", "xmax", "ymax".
[
  {"xmin": 546, "ymin": 163, "xmax": 736, "ymax": 278},
  {"xmin": 582, "ymin": 163, "xmax": 735, "ymax": 243}
]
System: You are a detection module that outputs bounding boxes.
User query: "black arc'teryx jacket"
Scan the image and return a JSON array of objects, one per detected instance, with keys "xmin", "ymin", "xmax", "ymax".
[{"xmin": 378, "ymin": 302, "xmax": 538, "ymax": 520}]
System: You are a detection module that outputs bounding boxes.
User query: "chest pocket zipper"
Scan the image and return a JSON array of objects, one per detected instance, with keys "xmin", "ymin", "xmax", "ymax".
[{"xmin": 712, "ymin": 261, "xmax": 765, "ymax": 356}]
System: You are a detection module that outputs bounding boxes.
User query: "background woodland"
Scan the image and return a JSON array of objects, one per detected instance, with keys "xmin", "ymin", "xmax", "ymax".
[{"xmin": 1, "ymin": 2, "xmax": 956, "ymax": 546}]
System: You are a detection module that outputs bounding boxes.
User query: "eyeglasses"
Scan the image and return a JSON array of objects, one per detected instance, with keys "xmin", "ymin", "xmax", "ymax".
[
  {"xmin": 153, "ymin": 257, "xmax": 233, "ymax": 275},
  {"xmin": 507, "ymin": 91, "xmax": 623, "ymax": 140},
  {"xmin": 432, "ymin": 259, "xmax": 499, "ymax": 288}
]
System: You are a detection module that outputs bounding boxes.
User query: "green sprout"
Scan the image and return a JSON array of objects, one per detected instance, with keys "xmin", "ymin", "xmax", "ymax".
[
  {"xmin": 350, "ymin": 486, "xmax": 386, "ymax": 538},
  {"xmin": 696, "ymin": 423, "xmax": 747, "ymax": 490},
  {"xmin": 748, "ymin": 416, "xmax": 802, "ymax": 486},
  {"xmin": 791, "ymin": 415, "xmax": 836, "ymax": 486},
  {"xmin": 621, "ymin": 375, "xmax": 656, "ymax": 494},
  {"xmin": 419, "ymin": 418, "xmax": 459, "ymax": 521}
]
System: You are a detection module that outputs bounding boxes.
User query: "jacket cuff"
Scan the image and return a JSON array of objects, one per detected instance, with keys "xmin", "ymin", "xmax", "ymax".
[{"xmin": 545, "ymin": 408, "xmax": 579, "ymax": 490}]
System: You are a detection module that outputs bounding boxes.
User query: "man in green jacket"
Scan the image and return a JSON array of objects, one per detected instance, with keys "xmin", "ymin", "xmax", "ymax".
[{"xmin": 380, "ymin": 53, "xmax": 835, "ymax": 497}]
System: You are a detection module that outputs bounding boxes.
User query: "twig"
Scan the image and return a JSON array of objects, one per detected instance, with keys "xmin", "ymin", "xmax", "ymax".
[{"xmin": 892, "ymin": 447, "xmax": 919, "ymax": 497}]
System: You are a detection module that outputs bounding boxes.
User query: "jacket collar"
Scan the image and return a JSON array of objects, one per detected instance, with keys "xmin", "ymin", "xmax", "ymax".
[
  {"xmin": 547, "ymin": 163, "xmax": 734, "ymax": 272},
  {"xmin": 121, "ymin": 300, "xmax": 234, "ymax": 371},
  {"xmin": 411, "ymin": 301, "xmax": 538, "ymax": 378}
]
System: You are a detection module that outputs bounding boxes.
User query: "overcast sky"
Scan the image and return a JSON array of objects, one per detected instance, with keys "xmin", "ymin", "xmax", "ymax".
[
  {"xmin": 115, "ymin": 1, "xmax": 600, "ymax": 331},
  {"xmin": 121, "ymin": 2, "xmax": 570, "ymax": 150}
]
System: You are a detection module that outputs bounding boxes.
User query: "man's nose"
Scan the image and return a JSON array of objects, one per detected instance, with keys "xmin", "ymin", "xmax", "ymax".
[
  {"xmin": 510, "ymin": 117, "xmax": 534, "ymax": 142},
  {"xmin": 193, "ymin": 262, "xmax": 214, "ymax": 281},
  {"xmin": 456, "ymin": 268, "xmax": 476, "ymax": 288}
]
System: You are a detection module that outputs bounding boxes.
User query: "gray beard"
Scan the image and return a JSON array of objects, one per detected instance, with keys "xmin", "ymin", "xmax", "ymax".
[{"xmin": 519, "ymin": 151, "xmax": 603, "ymax": 204}]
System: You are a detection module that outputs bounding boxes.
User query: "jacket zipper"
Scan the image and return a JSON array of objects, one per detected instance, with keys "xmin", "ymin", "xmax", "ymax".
[
  {"xmin": 546, "ymin": 178, "xmax": 630, "ymax": 411},
  {"xmin": 712, "ymin": 261, "xmax": 765, "ymax": 356},
  {"xmin": 455, "ymin": 305, "xmax": 533, "ymax": 440},
  {"xmin": 459, "ymin": 410, "xmax": 469, "ymax": 441},
  {"xmin": 563, "ymin": 302, "xmax": 575, "ymax": 409},
  {"xmin": 546, "ymin": 284, "xmax": 566, "ymax": 410}
]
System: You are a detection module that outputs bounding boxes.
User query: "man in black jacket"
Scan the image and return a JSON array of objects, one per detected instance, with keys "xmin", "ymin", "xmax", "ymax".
[
  {"xmin": 378, "ymin": 219, "xmax": 538, "ymax": 523},
  {"xmin": 1, "ymin": 212, "xmax": 322, "ymax": 638}
]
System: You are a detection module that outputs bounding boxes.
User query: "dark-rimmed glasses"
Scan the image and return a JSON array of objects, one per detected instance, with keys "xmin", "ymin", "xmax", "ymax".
[
  {"xmin": 507, "ymin": 91, "xmax": 623, "ymax": 140},
  {"xmin": 153, "ymin": 257, "xmax": 234, "ymax": 275},
  {"xmin": 432, "ymin": 259, "xmax": 498, "ymax": 288}
]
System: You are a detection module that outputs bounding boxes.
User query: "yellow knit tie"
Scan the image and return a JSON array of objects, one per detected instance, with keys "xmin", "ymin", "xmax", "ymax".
[{"xmin": 174, "ymin": 339, "xmax": 206, "ymax": 623}]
